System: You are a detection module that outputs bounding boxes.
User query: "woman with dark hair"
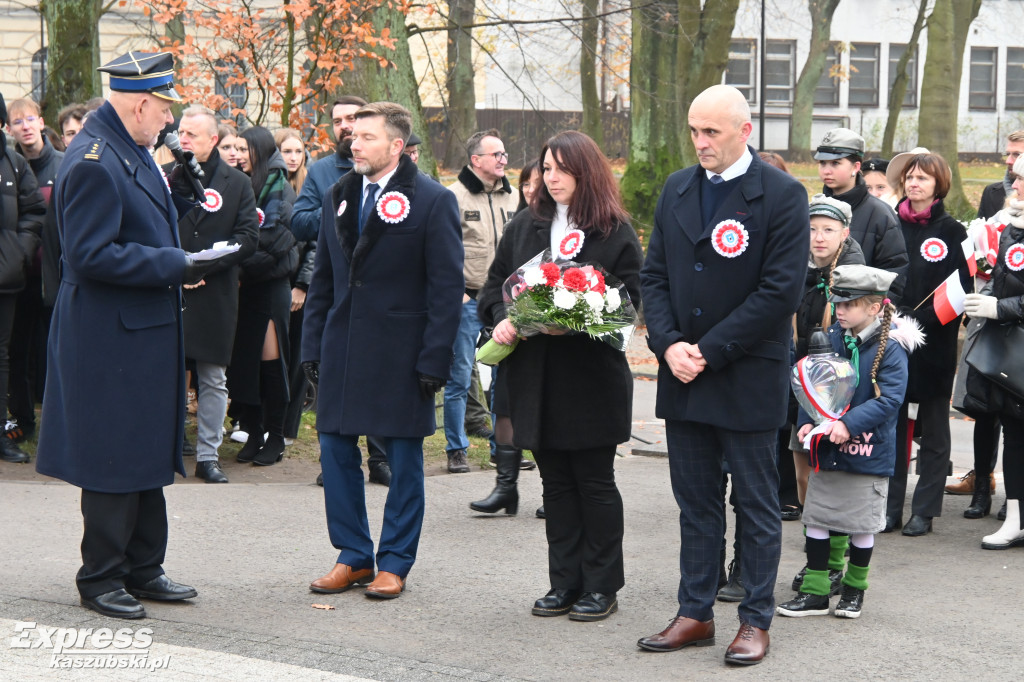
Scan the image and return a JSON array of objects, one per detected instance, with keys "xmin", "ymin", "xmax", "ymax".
[
  {"xmin": 884, "ymin": 150, "xmax": 971, "ymax": 536},
  {"xmin": 476, "ymin": 130, "xmax": 642, "ymax": 622},
  {"xmin": 228, "ymin": 126, "xmax": 298, "ymax": 466},
  {"xmin": 516, "ymin": 160, "xmax": 540, "ymax": 211}
]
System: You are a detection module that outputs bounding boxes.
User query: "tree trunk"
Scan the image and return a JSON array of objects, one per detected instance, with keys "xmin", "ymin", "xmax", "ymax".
[
  {"xmin": 917, "ymin": 0, "xmax": 982, "ymax": 218},
  {"xmin": 580, "ymin": 0, "xmax": 603, "ymax": 147},
  {"xmin": 42, "ymin": 0, "xmax": 102, "ymax": 123},
  {"xmin": 620, "ymin": 2, "xmax": 680, "ymax": 239},
  {"xmin": 346, "ymin": 6, "xmax": 439, "ymax": 176},
  {"xmin": 442, "ymin": 0, "xmax": 477, "ymax": 170},
  {"xmin": 881, "ymin": 0, "xmax": 927, "ymax": 158},
  {"xmin": 676, "ymin": 0, "xmax": 742, "ymax": 166},
  {"xmin": 788, "ymin": 0, "xmax": 841, "ymax": 162}
]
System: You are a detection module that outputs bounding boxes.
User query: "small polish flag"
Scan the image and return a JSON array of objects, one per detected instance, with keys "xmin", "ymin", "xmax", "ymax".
[
  {"xmin": 934, "ymin": 271, "xmax": 967, "ymax": 325},
  {"xmin": 961, "ymin": 236, "xmax": 977, "ymax": 277}
]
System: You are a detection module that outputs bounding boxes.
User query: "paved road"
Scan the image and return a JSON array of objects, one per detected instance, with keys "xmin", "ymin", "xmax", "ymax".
[{"xmin": 2, "ymin": 378, "xmax": 1022, "ymax": 680}]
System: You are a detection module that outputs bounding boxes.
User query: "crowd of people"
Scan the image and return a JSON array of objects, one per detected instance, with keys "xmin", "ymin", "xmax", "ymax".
[{"xmin": 4, "ymin": 53, "xmax": 1024, "ymax": 667}]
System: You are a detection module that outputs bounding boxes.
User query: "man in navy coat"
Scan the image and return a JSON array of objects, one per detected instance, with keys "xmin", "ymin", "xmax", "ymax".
[
  {"xmin": 302, "ymin": 102, "xmax": 463, "ymax": 599},
  {"xmin": 637, "ymin": 85, "xmax": 808, "ymax": 664},
  {"xmin": 36, "ymin": 52, "xmax": 217, "ymax": 619}
]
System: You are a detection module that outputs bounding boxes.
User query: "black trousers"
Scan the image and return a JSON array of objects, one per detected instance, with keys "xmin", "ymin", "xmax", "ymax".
[
  {"xmin": 1001, "ymin": 417, "xmax": 1024, "ymax": 500},
  {"xmin": 0, "ymin": 294, "xmax": 17, "ymax": 421},
  {"xmin": 973, "ymin": 412, "xmax": 1001, "ymax": 479},
  {"xmin": 534, "ymin": 445, "xmax": 624, "ymax": 594},
  {"xmin": 283, "ymin": 305, "xmax": 307, "ymax": 439},
  {"xmin": 890, "ymin": 395, "xmax": 953, "ymax": 519},
  {"xmin": 77, "ymin": 488, "xmax": 168, "ymax": 598},
  {"xmin": 8, "ymin": 276, "xmax": 47, "ymax": 428}
]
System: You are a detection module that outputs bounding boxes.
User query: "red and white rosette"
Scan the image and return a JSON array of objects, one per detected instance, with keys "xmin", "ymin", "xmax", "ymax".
[
  {"xmin": 1006, "ymin": 244, "xmax": 1024, "ymax": 271},
  {"xmin": 376, "ymin": 191, "xmax": 411, "ymax": 224},
  {"xmin": 337, "ymin": 200, "xmax": 347, "ymax": 218},
  {"xmin": 710, "ymin": 219, "xmax": 749, "ymax": 258},
  {"xmin": 558, "ymin": 229, "xmax": 585, "ymax": 259},
  {"xmin": 920, "ymin": 237, "xmax": 948, "ymax": 263},
  {"xmin": 256, "ymin": 208, "xmax": 265, "ymax": 228},
  {"xmin": 201, "ymin": 188, "xmax": 223, "ymax": 213}
]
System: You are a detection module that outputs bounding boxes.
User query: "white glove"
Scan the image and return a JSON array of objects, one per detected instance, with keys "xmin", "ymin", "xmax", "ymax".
[{"xmin": 964, "ymin": 293, "xmax": 998, "ymax": 320}]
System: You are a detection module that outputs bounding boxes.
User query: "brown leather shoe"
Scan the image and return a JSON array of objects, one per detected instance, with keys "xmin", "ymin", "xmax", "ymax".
[
  {"xmin": 637, "ymin": 616, "xmax": 715, "ymax": 652},
  {"xmin": 365, "ymin": 571, "xmax": 406, "ymax": 599},
  {"xmin": 309, "ymin": 564, "xmax": 374, "ymax": 594},
  {"xmin": 945, "ymin": 470, "xmax": 996, "ymax": 495},
  {"xmin": 724, "ymin": 622, "xmax": 769, "ymax": 665}
]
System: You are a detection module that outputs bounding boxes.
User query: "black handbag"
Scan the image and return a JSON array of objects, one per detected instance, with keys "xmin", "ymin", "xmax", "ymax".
[{"xmin": 965, "ymin": 320, "xmax": 1024, "ymax": 399}]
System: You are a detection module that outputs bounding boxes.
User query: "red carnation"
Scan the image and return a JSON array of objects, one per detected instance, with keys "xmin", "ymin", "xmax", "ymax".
[
  {"xmin": 539, "ymin": 262, "xmax": 561, "ymax": 286},
  {"xmin": 562, "ymin": 268, "xmax": 588, "ymax": 292}
]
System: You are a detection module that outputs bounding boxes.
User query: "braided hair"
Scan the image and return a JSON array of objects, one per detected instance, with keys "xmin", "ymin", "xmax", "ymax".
[
  {"xmin": 821, "ymin": 240, "xmax": 845, "ymax": 329},
  {"xmin": 863, "ymin": 294, "xmax": 896, "ymax": 398}
]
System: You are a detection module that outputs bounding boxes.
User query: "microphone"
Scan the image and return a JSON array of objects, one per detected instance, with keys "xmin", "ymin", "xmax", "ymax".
[{"xmin": 163, "ymin": 132, "xmax": 206, "ymax": 199}]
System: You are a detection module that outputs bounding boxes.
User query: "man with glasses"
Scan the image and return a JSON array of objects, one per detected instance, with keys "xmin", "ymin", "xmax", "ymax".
[
  {"xmin": 443, "ymin": 129, "xmax": 519, "ymax": 473},
  {"xmin": 978, "ymin": 130, "xmax": 1024, "ymax": 220}
]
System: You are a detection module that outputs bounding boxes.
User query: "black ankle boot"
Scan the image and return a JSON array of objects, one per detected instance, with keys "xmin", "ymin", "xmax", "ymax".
[
  {"xmin": 253, "ymin": 434, "xmax": 286, "ymax": 466},
  {"xmin": 469, "ymin": 444, "xmax": 520, "ymax": 514},
  {"xmin": 964, "ymin": 472, "xmax": 992, "ymax": 519}
]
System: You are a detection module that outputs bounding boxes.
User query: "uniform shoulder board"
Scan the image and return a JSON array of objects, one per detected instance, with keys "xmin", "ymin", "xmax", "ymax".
[{"xmin": 82, "ymin": 138, "xmax": 106, "ymax": 162}]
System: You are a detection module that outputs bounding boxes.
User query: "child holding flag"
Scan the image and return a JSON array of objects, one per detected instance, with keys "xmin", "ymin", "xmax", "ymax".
[
  {"xmin": 884, "ymin": 151, "xmax": 972, "ymax": 536},
  {"xmin": 780, "ymin": 265, "xmax": 920, "ymax": 618}
]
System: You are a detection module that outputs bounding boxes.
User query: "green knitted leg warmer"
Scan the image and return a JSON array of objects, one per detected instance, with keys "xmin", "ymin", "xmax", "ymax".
[
  {"xmin": 800, "ymin": 568, "xmax": 832, "ymax": 596},
  {"xmin": 842, "ymin": 563, "xmax": 869, "ymax": 591},
  {"xmin": 828, "ymin": 534, "xmax": 849, "ymax": 572}
]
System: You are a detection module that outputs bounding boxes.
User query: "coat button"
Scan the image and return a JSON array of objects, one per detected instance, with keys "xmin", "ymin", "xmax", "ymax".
[
  {"xmin": 695, "ymin": 262, "xmax": 704, "ymax": 271},
  {"xmin": 726, "ymin": 343, "xmax": 736, "ymax": 351},
  {"xmin": 692, "ymin": 307, "xmax": 702, "ymax": 316},
  {"xmin": 354, "ymin": 280, "xmax": 362, "ymax": 287}
]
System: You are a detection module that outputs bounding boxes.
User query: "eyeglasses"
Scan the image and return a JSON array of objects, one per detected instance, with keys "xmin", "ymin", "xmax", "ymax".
[
  {"xmin": 810, "ymin": 227, "xmax": 842, "ymax": 237},
  {"xmin": 11, "ymin": 116, "xmax": 39, "ymax": 127},
  {"xmin": 475, "ymin": 151, "xmax": 508, "ymax": 162}
]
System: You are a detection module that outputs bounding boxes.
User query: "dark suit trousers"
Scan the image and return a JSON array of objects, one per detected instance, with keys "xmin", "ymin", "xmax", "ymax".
[
  {"xmin": 320, "ymin": 433, "xmax": 423, "ymax": 576},
  {"xmin": 77, "ymin": 488, "xmax": 168, "ymax": 598},
  {"xmin": 534, "ymin": 446, "xmax": 625, "ymax": 594},
  {"xmin": 666, "ymin": 420, "xmax": 781, "ymax": 630},
  {"xmin": 890, "ymin": 396, "xmax": 952, "ymax": 519}
]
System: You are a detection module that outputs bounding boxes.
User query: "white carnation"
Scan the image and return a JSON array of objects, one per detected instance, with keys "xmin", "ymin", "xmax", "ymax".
[
  {"xmin": 522, "ymin": 267, "xmax": 545, "ymax": 287},
  {"xmin": 604, "ymin": 288, "xmax": 622, "ymax": 312},
  {"xmin": 553, "ymin": 288, "xmax": 577, "ymax": 310},
  {"xmin": 584, "ymin": 291, "xmax": 605, "ymax": 312}
]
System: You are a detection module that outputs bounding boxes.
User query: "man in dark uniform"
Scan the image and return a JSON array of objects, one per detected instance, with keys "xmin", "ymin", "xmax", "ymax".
[
  {"xmin": 36, "ymin": 52, "xmax": 221, "ymax": 619},
  {"xmin": 302, "ymin": 102, "xmax": 463, "ymax": 599},
  {"xmin": 637, "ymin": 85, "xmax": 808, "ymax": 665}
]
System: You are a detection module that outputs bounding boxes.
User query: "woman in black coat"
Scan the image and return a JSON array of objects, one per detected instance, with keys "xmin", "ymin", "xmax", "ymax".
[
  {"xmin": 886, "ymin": 152, "xmax": 971, "ymax": 536},
  {"xmin": 963, "ymin": 159, "xmax": 1024, "ymax": 549},
  {"xmin": 477, "ymin": 131, "xmax": 643, "ymax": 622},
  {"xmin": 228, "ymin": 126, "xmax": 298, "ymax": 466}
]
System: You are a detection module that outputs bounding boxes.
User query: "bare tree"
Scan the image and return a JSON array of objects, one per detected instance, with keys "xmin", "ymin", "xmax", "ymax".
[
  {"xmin": 882, "ymin": 0, "xmax": 928, "ymax": 158},
  {"xmin": 788, "ymin": 0, "xmax": 841, "ymax": 162}
]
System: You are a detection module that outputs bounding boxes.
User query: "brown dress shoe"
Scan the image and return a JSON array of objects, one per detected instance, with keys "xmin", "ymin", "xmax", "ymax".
[
  {"xmin": 945, "ymin": 470, "xmax": 996, "ymax": 495},
  {"xmin": 309, "ymin": 564, "xmax": 374, "ymax": 594},
  {"xmin": 724, "ymin": 622, "xmax": 769, "ymax": 665},
  {"xmin": 365, "ymin": 571, "xmax": 406, "ymax": 599},
  {"xmin": 637, "ymin": 616, "xmax": 715, "ymax": 652}
]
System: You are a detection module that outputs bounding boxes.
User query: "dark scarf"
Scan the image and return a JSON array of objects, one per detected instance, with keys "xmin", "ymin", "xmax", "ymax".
[{"xmin": 199, "ymin": 147, "xmax": 221, "ymax": 187}]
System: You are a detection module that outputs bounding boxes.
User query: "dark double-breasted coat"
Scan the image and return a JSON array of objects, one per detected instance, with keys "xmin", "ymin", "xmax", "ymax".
[
  {"xmin": 477, "ymin": 212, "xmax": 643, "ymax": 452},
  {"xmin": 641, "ymin": 148, "xmax": 809, "ymax": 432},
  {"xmin": 302, "ymin": 154, "xmax": 464, "ymax": 437},
  {"xmin": 36, "ymin": 103, "xmax": 191, "ymax": 493},
  {"xmin": 169, "ymin": 151, "xmax": 258, "ymax": 366}
]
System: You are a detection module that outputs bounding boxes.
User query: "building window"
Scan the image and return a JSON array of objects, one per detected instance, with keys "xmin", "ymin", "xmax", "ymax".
[
  {"xmin": 725, "ymin": 39, "xmax": 757, "ymax": 104},
  {"xmin": 765, "ymin": 40, "xmax": 796, "ymax": 104},
  {"xmin": 1006, "ymin": 48, "xmax": 1024, "ymax": 110},
  {"xmin": 969, "ymin": 47, "xmax": 997, "ymax": 110},
  {"xmin": 214, "ymin": 59, "xmax": 247, "ymax": 122},
  {"xmin": 814, "ymin": 43, "xmax": 840, "ymax": 107},
  {"xmin": 888, "ymin": 43, "xmax": 918, "ymax": 108},
  {"xmin": 31, "ymin": 48, "xmax": 47, "ymax": 102},
  {"xmin": 849, "ymin": 43, "xmax": 880, "ymax": 107}
]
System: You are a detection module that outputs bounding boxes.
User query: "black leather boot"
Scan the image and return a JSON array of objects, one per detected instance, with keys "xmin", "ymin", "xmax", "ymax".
[
  {"xmin": 469, "ymin": 444, "xmax": 520, "ymax": 515},
  {"xmin": 717, "ymin": 558, "xmax": 744, "ymax": 602},
  {"xmin": 964, "ymin": 470, "xmax": 992, "ymax": 519}
]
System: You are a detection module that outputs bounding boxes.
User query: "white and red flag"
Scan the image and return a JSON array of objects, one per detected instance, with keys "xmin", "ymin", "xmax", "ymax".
[{"xmin": 934, "ymin": 271, "xmax": 967, "ymax": 325}]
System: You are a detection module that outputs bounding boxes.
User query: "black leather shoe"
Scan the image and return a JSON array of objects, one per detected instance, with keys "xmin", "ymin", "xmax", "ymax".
[
  {"xmin": 81, "ymin": 589, "xmax": 146, "ymax": 619},
  {"xmin": 368, "ymin": 462, "xmax": 392, "ymax": 487},
  {"xmin": 0, "ymin": 438, "xmax": 29, "ymax": 463},
  {"xmin": 447, "ymin": 449, "xmax": 470, "ymax": 473},
  {"xmin": 519, "ymin": 455, "xmax": 537, "ymax": 471},
  {"xmin": 780, "ymin": 505, "xmax": 802, "ymax": 521},
  {"xmin": 252, "ymin": 435, "xmax": 285, "ymax": 466},
  {"xmin": 195, "ymin": 460, "xmax": 228, "ymax": 483},
  {"xmin": 531, "ymin": 588, "xmax": 582, "ymax": 617},
  {"xmin": 901, "ymin": 514, "xmax": 932, "ymax": 536},
  {"xmin": 235, "ymin": 433, "xmax": 264, "ymax": 463},
  {"xmin": 569, "ymin": 592, "xmax": 618, "ymax": 621},
  {"xmin": 316, "ymin": 472, "xmax": 324, "ymax": 487},
  {"xmin": 182, "ymin": 437, "xmax": 197, "ymax": 457},
  {"xmin": 881, "ymin": 514, "xmax": 902, "ymax": 533},
  {"xmin": 717, "ymin": 559, "xmax": 744, "ymax": 602},
  {"xmin": 536, "ymin": 505, "xmax": 546, "ymax": 519},
  {"xmin": 466, "ymin": 423, "xmax": 494, "ymax": 439},
  {"xmin": 126, "ymin": 574, "xmax": 198, "ymax": 601}
]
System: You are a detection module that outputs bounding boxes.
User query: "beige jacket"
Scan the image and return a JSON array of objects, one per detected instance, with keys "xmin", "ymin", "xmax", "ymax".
[{"xmin": 447, "ymin": 166, "xmax": 520, "ymax": 289}]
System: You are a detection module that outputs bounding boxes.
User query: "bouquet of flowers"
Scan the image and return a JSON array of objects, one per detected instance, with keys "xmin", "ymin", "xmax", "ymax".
[
  {"xmin": 963, "ymin": 217, "xmax": 1007, "ymax": 278},
  {"xmin": 475, "ymin": 249, "xmax": 639, "ymax": 365}
]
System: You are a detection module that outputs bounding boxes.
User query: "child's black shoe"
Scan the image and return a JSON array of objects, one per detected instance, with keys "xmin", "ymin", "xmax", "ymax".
[
  {"xmin": 776, "ymin": 592, "xmax": 830, "ymax": 617},
  {"xmin": 791, "ymin": 567, "xmax": 843, "ymax": 594},
  {"xmin": 834, "ymin": 585, "xmax": 864, "ymax": 618}
]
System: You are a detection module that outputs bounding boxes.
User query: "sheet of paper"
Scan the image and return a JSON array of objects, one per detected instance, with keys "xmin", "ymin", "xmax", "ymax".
[{"xmin": 189, "ymin": 241, "xmax": 241, "ymax": 261}]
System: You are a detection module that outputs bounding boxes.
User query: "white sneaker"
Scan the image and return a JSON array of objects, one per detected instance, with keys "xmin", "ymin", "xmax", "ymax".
[{"xmin": 230, "ymin": 430, "xmax": 249, "ymax": 443}]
